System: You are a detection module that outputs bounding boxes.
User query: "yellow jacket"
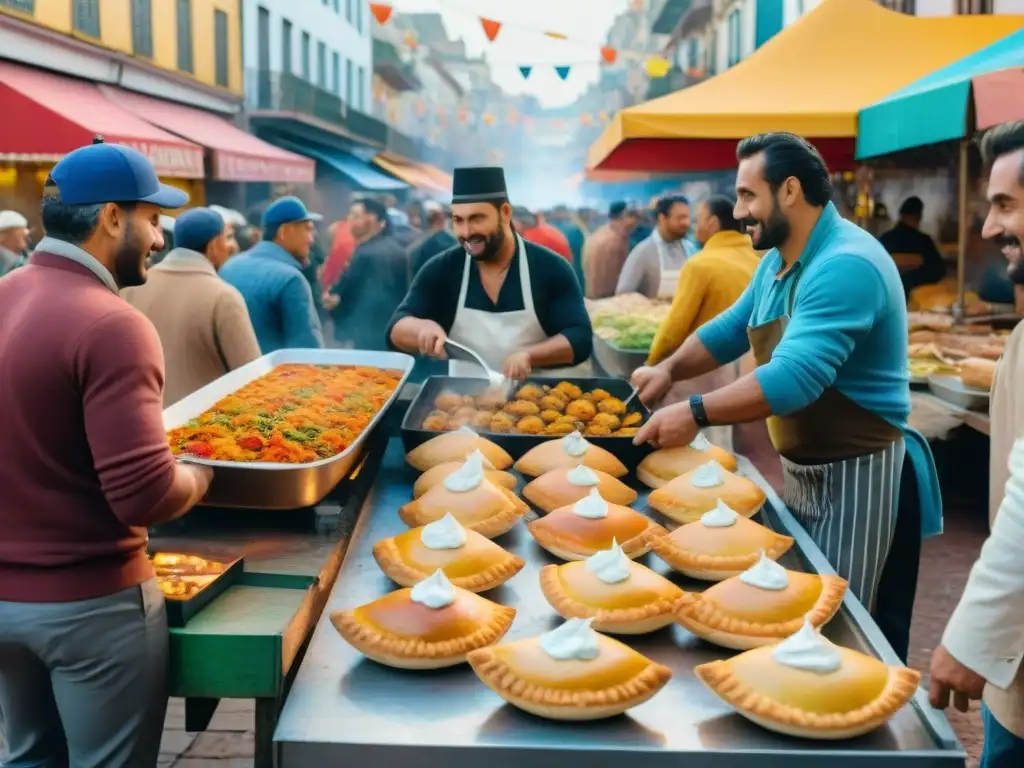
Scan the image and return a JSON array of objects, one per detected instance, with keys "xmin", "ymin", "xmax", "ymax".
[{"xmin": 647, "ymin": 230, "xmax": 760, "ymax": 365}]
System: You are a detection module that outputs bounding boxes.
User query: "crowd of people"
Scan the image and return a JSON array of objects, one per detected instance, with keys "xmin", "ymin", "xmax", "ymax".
[{"xmin": 0, "ymin": 122, "xmax": 1023, "ymax": 767}]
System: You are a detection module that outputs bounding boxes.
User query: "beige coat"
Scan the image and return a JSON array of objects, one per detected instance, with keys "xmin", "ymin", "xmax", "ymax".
[
  {"xmin": 123, "ymin": 249, "xmax": 261, "ymax": 406},
  {"xmin": 942, "ymin": 320, "xmax": 1024, "ymax": 736}
]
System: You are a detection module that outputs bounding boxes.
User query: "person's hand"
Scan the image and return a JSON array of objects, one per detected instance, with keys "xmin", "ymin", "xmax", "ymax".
[
  {"xmin": 321, "ymin": 292, "xmax": 340, "ymax": 310},
  {"xmin": 630, "ymin": 365, "xmax": 672, "ymax": 406},
  {"xmin": 416, "ymin": 321, "xmax": 448, "ymax": 359},
  {"xmin": 503, "ymin": 351, "xmax": 532, "ymax": 381},
  {"xmin": 929, "ymin": 645, "xmax": 986, "ymax": 713},
  {"xmin": 632, "ymin": 401, "xmax": 698, "ymax": 448}
]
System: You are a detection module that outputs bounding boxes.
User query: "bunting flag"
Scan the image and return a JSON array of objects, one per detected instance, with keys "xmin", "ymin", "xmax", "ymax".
[
  {"xmin": 600, "ymin": 47, "xmax": 618, "ymax": 65},
  {"xmin": 544, "ymin": 31, "xmax": 568, "ymax": 40},
  {"xmin": 482, "ymin": 113, "xmax": 495, "ymax": 125},
  {"xmin": 554, "ymin": 66, "xmax": 572, "ymax": 81},
  {"xmin": 518, "ymin": 66, "xmax": 533, "ymax": 80},
  {"xmin": 402, "ymin": 31, "xmax": 418, "ymax": 49},
  {"xmin": 580, "ymin": 113, "xmax": 592, "ymax": 126},
  {"xmin": 480, "ymin": 17, "xmax": 502, "ymax": 42},
  {"xmin": 644, "ymin": 56, "xmax": 671, "ymax": 78},
  {"xmin": 369, "ymin": 3, "xmax": 393, "ymax": 24}
]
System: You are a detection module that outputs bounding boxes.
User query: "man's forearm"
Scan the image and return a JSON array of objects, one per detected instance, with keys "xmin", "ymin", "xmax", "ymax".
[
  {"xmin": 702, "ymin": 373, "xmax": 774, "ymax": 426},
  {"xmin": 661, "ymin": 334, "xmax": 721, "ymax": 381},
  {"xmin": 526, "ymin": 334, "xmax": 575, "ymax": 368},
  {"xmin": 390, "ymin": 316, "xmax": 433, "ymax": 354}
]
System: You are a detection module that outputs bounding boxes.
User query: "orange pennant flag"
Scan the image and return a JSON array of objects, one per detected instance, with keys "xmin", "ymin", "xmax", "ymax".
[
  {"xmin": 482, "ymin": 113, "xmax": 495, "ymax": 125},
  {"xmin": 369, "ymin": 3, "xmax": 393, "ymax": 24},
  {"xmin": 544, "ymin": 31, "xmax": 568, "ymax": 40},
  {"xmin": 600, "ymin": 47, "xmax": 618, "ymax": 64},
  {"xmin": 402, "ymin": 31, "xmax": 418, "ymax": 49},
  {"xmin": 480, "ymin": 17, "xmax": 502, "ymax": 42}
]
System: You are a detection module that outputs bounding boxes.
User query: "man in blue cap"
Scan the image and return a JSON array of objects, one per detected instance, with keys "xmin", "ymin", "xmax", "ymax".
[
  {"xmin": 123, "ymin": 207, "xmax": 260, "ymax": 405},
  {"xmin": 219, "ymin": 195, "xmax": 325, "ymax": 351},
  {"xmin": 0, "ymin": 140, "xmax": 214, "ymax": 767}
]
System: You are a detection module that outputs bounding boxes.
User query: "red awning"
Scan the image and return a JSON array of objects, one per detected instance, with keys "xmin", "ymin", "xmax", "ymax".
[
  {"xmin": 0, "ymin": 61, "xmax": 204, "ymax": 178},
  {"xmin": 101, "ymin": 87, "xmax": 316, "ymax": 184},
  {"xmin": 973, "ymin": 67, "xmax": 1024, "ymax": 131}
]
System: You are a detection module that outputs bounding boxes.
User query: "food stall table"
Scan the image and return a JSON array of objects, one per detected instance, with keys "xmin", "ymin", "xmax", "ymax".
[
  {"xmin": 151, "ymin": 425, "xmax": 391, "ymax": 768},
  {"xmin": 911, "ymin": 391, "xmax": 990, "ymax": 437},
  {"xmin": 272, "ymin": 438, "xmax": 964, "ymax": 767}
]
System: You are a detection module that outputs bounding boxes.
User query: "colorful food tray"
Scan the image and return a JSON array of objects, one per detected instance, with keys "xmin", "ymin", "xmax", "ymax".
[
  {"xmin": 400, "ymin": 376, "xmax": 653, "ymax": 467},
  {"xmin": 152, "ymin": 551, "xmax": 244, "ymax": 627},
  {"xmin": 163, "ymin": 350, "xmax": 414, "ymax": 509}
]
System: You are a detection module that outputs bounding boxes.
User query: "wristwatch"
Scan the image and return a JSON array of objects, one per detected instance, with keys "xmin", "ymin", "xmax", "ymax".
[{"xmin": 689, "ymin": 394, "xmax": 711, "ymax": 428}]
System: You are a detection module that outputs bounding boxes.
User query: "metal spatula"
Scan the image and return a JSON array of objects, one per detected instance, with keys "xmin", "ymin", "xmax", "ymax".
[{"xmin": 444, "ymin": 339, "xmax": 507, "ymax": 387}]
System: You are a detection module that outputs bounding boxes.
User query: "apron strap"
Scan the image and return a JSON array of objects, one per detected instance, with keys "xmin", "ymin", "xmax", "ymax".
[
  {"xmin": 516, "ymin": 235, "xmax": 535, "ymax": 316},
  {"xmin": 456, "ymin": 251, "xmax": 471, "ymax": 308},
  {"xmin": 785, "ymin": 262, "xmax": 807, "ymax": 316}
]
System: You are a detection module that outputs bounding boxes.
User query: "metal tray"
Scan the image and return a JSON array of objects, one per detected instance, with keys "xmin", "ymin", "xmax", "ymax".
[
  {"xmin": 163, "ymin": 349, "xmax": 415, "ymax": 510},
  {"xmin": 155, "ymin": 553, "xmax": 244, "ymax": 627},
  {"xmin": 400, "ymin": 375, "xmax": 653, "ymax": 468},
  {"xmin": 927, "ymin": 374, "xmax": 990, "ymax": 412},
  {"xmin": 592, "ymin": 334, "xmax": 649, "ymax": 378},
  {"xmin": 273, "ymin": 441, "xmax": 963, "ymax": 767}
]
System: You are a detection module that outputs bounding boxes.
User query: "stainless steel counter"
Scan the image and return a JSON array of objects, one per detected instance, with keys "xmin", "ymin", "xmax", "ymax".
[{"xmin": 274, "ymin": 439, "xmax": 965, "ymax": 767}]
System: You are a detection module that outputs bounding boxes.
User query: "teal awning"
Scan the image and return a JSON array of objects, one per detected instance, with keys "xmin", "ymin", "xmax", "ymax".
[
  {"xmin": 857, "ymin": 28, "xmax": 1024, "ymax": 160},
  {"xmin": 273, "ymin": 138, "xmax": 408, "ymax": 192}
]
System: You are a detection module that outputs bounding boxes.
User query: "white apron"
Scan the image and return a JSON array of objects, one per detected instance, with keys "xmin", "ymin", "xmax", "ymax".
[
  {"xmin": 448, "ymin": 235, "xmax": 592, "ymax": 379},
  {"xmin": 656, "ymin": 243, "xmax": 683, "ymax": 300}
]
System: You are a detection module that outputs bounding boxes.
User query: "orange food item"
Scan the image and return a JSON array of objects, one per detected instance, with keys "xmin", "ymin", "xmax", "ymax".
[{"xmin": 167, "ymin": 364, "xmax": 402, "ymax": 464}]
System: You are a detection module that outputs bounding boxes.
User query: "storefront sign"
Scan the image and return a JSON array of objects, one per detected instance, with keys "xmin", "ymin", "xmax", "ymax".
[
  {"xmin": 214, "ymin": 151, "xmax": 316, "ymax": 184},
  {"xmin": 116, "ymin": 139, "xmax": 205, "ymax": 179}
]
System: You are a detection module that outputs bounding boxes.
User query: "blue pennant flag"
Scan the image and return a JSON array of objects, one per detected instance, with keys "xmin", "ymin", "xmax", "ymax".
[
  {"xmin": 554, "ymin": 66, "xmax": 571, "ymax": 81},
  {"xmin": 518, "ymin": 66, "xmax": 533, "ymax": 79}
]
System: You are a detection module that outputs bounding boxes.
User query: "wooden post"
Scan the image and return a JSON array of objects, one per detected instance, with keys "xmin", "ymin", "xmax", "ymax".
[{"xmin": 955, "ymin": 139, "xmax": 969, "ymax": 323}]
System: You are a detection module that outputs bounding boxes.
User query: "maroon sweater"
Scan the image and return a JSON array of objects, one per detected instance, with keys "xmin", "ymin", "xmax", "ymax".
[{"xmin": 0, "ymin": 252, "xmax": 186, "ymax": 602}]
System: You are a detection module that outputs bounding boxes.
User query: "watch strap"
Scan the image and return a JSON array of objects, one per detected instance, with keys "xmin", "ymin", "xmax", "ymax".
[{"xmin": 689, "ymin": 394, "xmax": 710, "ymax": 428}]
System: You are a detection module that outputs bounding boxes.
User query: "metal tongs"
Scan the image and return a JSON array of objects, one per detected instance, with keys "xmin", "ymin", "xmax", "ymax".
[{"xmin": 444, "ymin": 339, "xmax": 508, "ymax": 388}]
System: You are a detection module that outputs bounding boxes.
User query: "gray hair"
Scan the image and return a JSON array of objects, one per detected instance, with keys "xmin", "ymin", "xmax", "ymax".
[{"xmin": 40, "ymin": 197, "xmax": 106, "ymax": 246}]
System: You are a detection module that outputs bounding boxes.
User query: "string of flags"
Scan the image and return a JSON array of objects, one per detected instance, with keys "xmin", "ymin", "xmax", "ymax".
[{"xmin": 367, "ymin": 2, "xmax": 672, "ymax": 82}]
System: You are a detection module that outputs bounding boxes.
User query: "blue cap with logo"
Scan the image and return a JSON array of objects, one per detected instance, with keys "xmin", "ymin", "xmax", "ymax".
[
  {"xmin": 47, "ymin": 138, "xmax": 188, "ymax": 209},
  {"xmin": 174, "ymin": 208, "xmax": 225, "ymax": 253},
  {"xmin": 261, "ymin": 196, "xmax": 322, "ymax": 238}
]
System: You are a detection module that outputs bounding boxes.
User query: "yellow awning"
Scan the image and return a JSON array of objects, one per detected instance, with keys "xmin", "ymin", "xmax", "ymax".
[
  {"xmin": 588, "ymin": 0, "xmax": 1024, "ymax": 172},
  {"xmin": 373, "ymin": 154, "xmax": 450, "ymax": 194}
]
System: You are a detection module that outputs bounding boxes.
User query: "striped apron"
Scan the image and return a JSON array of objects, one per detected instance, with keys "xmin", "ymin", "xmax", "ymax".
[{"xmin": 747, "ymin": 274, "xmax": 906, "ymax": 613}]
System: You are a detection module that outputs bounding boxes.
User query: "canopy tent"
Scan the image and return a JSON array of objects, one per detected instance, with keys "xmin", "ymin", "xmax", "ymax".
[
  {"xmin": 588, "ymin": 0, "xmax": 1024, "ymax": 173},
  {"xmin": 858, "ymin": 28, "xmax": 1024, "ymax": 159}
]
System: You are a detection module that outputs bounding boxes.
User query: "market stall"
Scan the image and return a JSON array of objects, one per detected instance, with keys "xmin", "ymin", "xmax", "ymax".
[{"xmin": 272, "ymin": 383, "xmax": 963, "ymax": 767}]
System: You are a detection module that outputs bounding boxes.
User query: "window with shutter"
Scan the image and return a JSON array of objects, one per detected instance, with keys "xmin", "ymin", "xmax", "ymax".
[
  {"xmin": 332, "ymin": 52, "xmax": 340, "ymax": 95},
  {"xmin": 301, "ymin": 32, "xmax": 311, "ymax": 81},
  {"xmin": 131, "ymin": 0, "xmax": 153, "ymax": 57},
  {"xmin": 317, "ymin": 41, "xmax": 327, "ymax": 88},
  {"xmin": 214, "ymin": 9, "xmax": 229, "ymax": 86},
  {"xmin": 0, "ymin": 0, "xmax": 36, "ymax": 15},
  {"xmin": 282, "ymin": 19, "xmax": 293, "ymax": 74},
  {"xmin": 176, "ymin": 0, "xmax": 194, "ymax": 73},
  {"xmin": 72, "ymin": 0, "xmax": 100, "ymax": 38}
]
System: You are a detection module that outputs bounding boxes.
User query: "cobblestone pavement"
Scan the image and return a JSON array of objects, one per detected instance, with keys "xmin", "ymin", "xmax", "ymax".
[{"xmin": 157, "ymin": 427, "xmax": 990, "ymax": 767}]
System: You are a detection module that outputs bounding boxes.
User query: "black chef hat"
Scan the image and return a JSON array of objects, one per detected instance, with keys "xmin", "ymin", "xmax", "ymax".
[{"xmin": 452, "ymin": 166, "xmax": 508, "ymax": 204}]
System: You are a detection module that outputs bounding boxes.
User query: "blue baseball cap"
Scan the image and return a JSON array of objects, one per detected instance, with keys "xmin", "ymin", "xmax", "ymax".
[
  {"xmin": 261, "ymin": 196, "xmax": 322, "ymax": 236},
  {"xmin": 175, "ymin": 208, "xmax": 225, "ymax": 253},
  {"xmin": 48, "ymin": 141, "xmax": 188, "ymax": 209}
]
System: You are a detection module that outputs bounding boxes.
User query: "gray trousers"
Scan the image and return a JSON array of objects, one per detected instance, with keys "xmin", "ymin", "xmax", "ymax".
[{"xmin": 0, "ymin": 579, "xmax": 168, "ymax": 768}]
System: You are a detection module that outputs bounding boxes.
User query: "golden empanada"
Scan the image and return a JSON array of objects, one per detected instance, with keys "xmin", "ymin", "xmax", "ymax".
[
  {"xmin": 406, "ymin": 426, "xmax": 512, "ymax": 471},
  {"xmin": 636, "ymin": 433, "xmax": 738, "ymax": 489},
  {"xmin": 527, "ymin": 489, "xmax": 663, "ymax": 560},
  {"xmin": 647, "ymin": 460, "xmax": 765, "ymax": 525},
  {"xmin": 514, "ymin": 431, "xmax": 627, "ymax": 478},
  {"xmin": 522, "ymin": 464, "xmax": 636, "ymax": 513}
]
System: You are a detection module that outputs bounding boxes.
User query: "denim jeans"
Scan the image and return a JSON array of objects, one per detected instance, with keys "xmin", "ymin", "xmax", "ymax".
[{"xmin": 982, "ymin": 704, "xmax": 1024, "ymax": 768}]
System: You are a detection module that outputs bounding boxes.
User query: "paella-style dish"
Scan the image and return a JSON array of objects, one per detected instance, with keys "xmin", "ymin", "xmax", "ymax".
[
  {"xmin": 167, "ymin": 364, "xmax": 404, "ymax": 463},
  {"xmin": 420, "ymin": 381, "xmax": 644, "ymax": 437},
  {"xmin": 152, "ymin": 552, "xmax": 231, "ymax": 601}
]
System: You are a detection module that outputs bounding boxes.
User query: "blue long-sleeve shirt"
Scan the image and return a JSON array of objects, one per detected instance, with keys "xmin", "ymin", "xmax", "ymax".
[
  {"xmin": 219, "ymin": 241, "xmax": 324, "ymax": 353},
  {"xmin": 696, "ymin": 203, "xmax": 909, "ymax": 427}
]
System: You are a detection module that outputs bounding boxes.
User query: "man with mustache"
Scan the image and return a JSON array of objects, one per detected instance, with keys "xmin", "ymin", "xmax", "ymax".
[
  {"xmin": 0, "ymin": 140, "xmax": 213, "ymax": 766},
  {"xmin": 930, "ymin": 121, "xmax": 1024, "ymax": 766},
  {"xmin": 631, "ymin": 132, "xmax": 940, "ymax": 660},
  {"xmin": 388, "ymin": 166, "xmax": 592, "ymax": 380}
]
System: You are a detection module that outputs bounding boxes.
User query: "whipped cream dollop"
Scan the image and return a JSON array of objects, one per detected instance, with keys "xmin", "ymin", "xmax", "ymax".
[
  {"xmin": 690, "ymin": 460, "xmax": 725, "ymax": 488},
  {"xmin": 738, "ymin": 550, "xmax": 790, "ymax": 591},
  {"xmin": 573, "ymin": 488, "xmax": 609, "ymax": 520},
  {"xmin": 539, "ymin": 617, "xmax": 601, "ymax": 661},
  {"xmin": 689, "ymin": 433, "xmax": 711, "ymax": 452},
  {"xmin": 567, "ymin": 464, "xmax": 600, "ymax": 487},
  {"xmin": 585, "ymin": 538, "xmax": 631, "ymax": 584},
  {"xmin": 455, "ymin": 425, "xmax": 477, "ymax": 437},
  {"xmin": 443, "ymin": 450, "xmax": 484, "ymax": 492},
  {"xmin": 410, "ymin": 569, "xmax": 456, "ymax": 609},
  {"xmin": 420, "ymin": 512, "xmax": 467, "ymax": 550},
  {"xmin": 772, "ymin": 618, "xmax": 842, "ymax": 674},
  {"xmin": 700, "ymin": 499, "xmax": 739, "ymax": 528},
  {"xmin": 562, "ymin": 431, "xmax": 590, "ymax": 457}
]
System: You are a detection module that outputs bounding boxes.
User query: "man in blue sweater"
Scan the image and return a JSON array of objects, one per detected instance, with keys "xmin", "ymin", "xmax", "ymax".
[
  {"xmin": 632, "ymin": 132, "xmax": 939, "ymax": 661},
  {"xmin": 220, "ymin": 196, "xmax": 324, "ymax": 352}
]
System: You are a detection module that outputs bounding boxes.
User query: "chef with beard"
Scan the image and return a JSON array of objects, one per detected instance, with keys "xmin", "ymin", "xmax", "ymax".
[
  {"xmin": 631, "ymin": 132, "xmax": 941, "ymax": 663},
  {"xmin": 387, "ymin": 166, "xmax": 592, "ymax": 379}
]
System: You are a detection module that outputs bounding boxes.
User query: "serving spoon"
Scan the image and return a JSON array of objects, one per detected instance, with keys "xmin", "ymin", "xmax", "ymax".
[{"xmin": 444, "ymin": 339, "xmax": 508, "ymax": 388}]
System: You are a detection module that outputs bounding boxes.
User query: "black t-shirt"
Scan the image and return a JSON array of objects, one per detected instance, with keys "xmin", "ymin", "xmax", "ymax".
[
  {"xmin": 386, "ymin": 238, "xmax": 593, "ymax": 364},
  {"xmin": 878, "ymin": 222, "xmax": 946, "ymax": 293}
]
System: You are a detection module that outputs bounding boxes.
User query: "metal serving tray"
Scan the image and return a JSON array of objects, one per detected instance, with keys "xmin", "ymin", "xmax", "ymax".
[
  {"xmin": 155, "ymin": 553, "xmax": 244, "ymax": 627},
  {"xmin": 592, "ymin": 334, "xmax": 649, "ymax": 378},
  {"xmin": 400, "ymin": 375, "xmax": 653, "ymax": 468},
  {"xmin": 927, "ymin": 374, "xmax": 990, "ymax": 412},
  {"xmin": 163, "ymin": 349, "xmax": 414, "ymax": 510},
  {"xmin": 274, "ymin": 442, "xmax": 962, "ymax": 767}
]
